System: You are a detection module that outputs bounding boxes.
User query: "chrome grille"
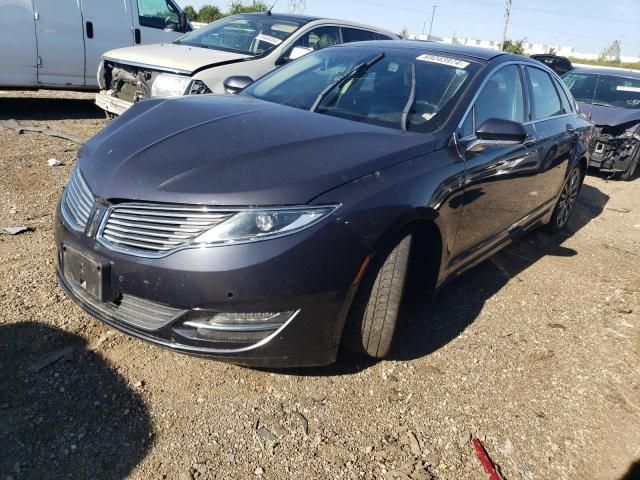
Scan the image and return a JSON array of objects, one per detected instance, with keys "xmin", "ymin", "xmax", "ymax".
[
  {"xmin": 99, "ymin": 204, "xmax": 234, "ymax": 256},
  {"xmin": 60, "ymin": 168, "xmax": 94, "ymax": 232}
]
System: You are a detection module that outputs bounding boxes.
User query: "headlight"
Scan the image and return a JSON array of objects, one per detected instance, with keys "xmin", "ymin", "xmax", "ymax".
[
  {"xmin": 151, "ymin": 73, "xmax": 191, "ymax": 97},
  {"xmin": 191, "ymin": 205, "xmax": 339, "ymax": 246}
]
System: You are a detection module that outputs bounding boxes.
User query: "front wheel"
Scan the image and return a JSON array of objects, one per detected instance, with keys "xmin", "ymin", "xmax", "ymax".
[
  {"xmin": 547, "ymin": 163, "xmax": 584, "ymax": 232},
  {"xmin": 344, "ymin": 234, "xmax": 412, "ymax": 358}
]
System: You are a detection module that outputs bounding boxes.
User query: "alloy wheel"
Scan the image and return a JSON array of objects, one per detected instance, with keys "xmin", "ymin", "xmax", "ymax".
[{"xmin": 556, "ymin": 167, "xmax": 582, "ymax": 228}]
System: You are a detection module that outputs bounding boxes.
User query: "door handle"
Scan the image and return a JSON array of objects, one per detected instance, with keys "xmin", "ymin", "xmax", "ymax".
[
  {"xmin": 86, "ymin": 21, "xmax": 93, "ymax": 39},
  {"xmin": 566, "ymin": 124, "xmax": 576, "ymax": 133},
  {"xmin": 135, "ymin": 28, "xmax": 141, "ymax": 44}
]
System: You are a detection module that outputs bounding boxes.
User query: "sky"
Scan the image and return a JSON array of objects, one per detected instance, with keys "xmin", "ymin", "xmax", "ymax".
[{"xmin": 175, "ymin": 0, "xmax": 640, "ymax": 56}]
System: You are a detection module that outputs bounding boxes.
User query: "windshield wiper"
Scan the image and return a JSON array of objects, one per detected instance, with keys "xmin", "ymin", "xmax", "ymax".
[
  {"xmin": 309, "ymin": 52, "xmax": 385, "ymax": 113},
  {"xmin": 401, "ymin": 62, "xmax": 416, "ymax": 133}
]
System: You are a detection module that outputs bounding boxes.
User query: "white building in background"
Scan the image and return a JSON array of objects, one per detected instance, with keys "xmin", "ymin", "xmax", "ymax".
[{"xmin": 408, "ymin": 34, "xmax": 640, "ymax": 63}]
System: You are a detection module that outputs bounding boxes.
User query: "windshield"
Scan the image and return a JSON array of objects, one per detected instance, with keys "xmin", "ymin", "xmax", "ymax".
[
  {"xmin": 563, "ymin": 72, "xmax": 640, "ymax": 109},
  {"xmin": 176, "ymin": 14, "xmax": 303, "ymax": 56},
  {"xmin": 243, "ymin": 48, "xmax": 479, "ymax": 133}
]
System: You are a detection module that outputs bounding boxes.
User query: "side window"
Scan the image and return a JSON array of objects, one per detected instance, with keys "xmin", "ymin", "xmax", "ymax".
[
  {"xmin": 341, "ymin": 28, "xmax": 377, "ymax": 43},
  {"xmin": 553, "ymin": 77, "xmax": 573, "ymax": 113},
  {"xmin": 526, "ymin": 67, "xmax": 563, "ymax": 120},
  {"xmin": 376, "ymin": 33, "xmax": 396, "ymax": 40},
  {"xmin": 473, "ymin": 65, "xmax": 525, "ymax": 130},
  {"xmin": 137, "ymin": 0, "xmax": 180, "ymax": 30},
  {"xmin": 459, "ymin": 108, "xmax": 474, "ymax": 138},
  {"xmin": 287, "ymin": 26, "xmax": 341, "ymax": 56}
]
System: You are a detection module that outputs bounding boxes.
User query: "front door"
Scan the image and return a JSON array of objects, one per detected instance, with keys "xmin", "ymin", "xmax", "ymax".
[
  {"xmin": 81, "ymin": 0, "xmax": 135, "ymax": 87},
  {"xmin": 132, "ymin": 0, "xmax": 185, "ymax": 45},
  {"xmin": 452, "ymin": 64, "xmax": 539, "ymax": 261},
  {"xmin": 33, "ymin": 0, "xmax": 85, "ymax": 86},
  {"xmin": 0, "ymin": 0, "xmax": 38, "ymax": 86}
]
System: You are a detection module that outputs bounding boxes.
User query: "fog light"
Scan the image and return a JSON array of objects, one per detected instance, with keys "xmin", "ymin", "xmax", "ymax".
[{"xmin": 183, "ymin": 310, "xmax": 298, "ymax": 332}]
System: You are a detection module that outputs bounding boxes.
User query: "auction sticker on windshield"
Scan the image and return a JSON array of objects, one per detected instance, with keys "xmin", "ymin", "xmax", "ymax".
[
  {"xmin": 255, "ymin": 34, "xmax": 283, "ymax": 46},
  {"xmin": 416, "ymin": 54, "xmax": 470, "ymax": 69}
]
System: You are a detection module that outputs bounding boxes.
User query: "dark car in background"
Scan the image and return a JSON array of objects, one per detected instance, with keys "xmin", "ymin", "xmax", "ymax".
[
  {"xmin": 531, "ymin": 54, "xmax": 573, "ymax": 76},
  {"xmin": 55, "ymin": 42, "xmax": 591, "ymax": 367},
  {"xmin": 563, "ymin": 67, "xmax": 640, "ymax": 180}
]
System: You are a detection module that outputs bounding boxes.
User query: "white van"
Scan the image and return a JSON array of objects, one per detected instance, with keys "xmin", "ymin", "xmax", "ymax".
[{"xmin": 0, "ymin": 0, "xmax": 191, "ymax": 90}]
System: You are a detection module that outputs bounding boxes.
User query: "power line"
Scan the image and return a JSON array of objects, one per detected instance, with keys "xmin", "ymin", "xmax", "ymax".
[{"xmin": 345, "ymin": 0, "xmax": 640, "ymax": 49}]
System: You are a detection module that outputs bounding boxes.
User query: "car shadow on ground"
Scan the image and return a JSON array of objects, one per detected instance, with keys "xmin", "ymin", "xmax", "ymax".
[
  {"xmin": 621, "ymin": 461, "xmax": 640, "ymax": 480},
  {"xmin": 0, "ymin": 95, "xmax": 103, "ymax": 121},
  {"xmin": 0, "ymin": 322, "xmax": 152, "ymax": 480},
  {"xmin": 292, "ymin": 182, "xmax": 610, "ymax": 376}
]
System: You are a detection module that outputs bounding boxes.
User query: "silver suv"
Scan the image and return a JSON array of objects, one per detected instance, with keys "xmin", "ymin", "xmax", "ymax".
[{"xmin": 96, "ymin": 12, "xmax": 397, "ymax": 116}]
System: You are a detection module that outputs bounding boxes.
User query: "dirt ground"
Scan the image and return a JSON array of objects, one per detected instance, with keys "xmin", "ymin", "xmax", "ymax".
[{"xmin": 1, "ymin": 89, "xmax": 639, "ymax": 480}]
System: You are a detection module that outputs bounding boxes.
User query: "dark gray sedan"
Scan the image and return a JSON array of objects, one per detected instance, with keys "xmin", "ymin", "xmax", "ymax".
[{"xmin": 55, "ymin": 41, "xmax": 591, "ymax": 367}]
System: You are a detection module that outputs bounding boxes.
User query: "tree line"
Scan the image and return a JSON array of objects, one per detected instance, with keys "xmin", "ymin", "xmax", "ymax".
[{"xmin": 183, "ymin": 1, "xmax": 270, "ymax": 23}]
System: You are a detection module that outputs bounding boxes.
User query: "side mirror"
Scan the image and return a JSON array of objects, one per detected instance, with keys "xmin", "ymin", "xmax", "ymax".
[
  {"xmin": 223, "ymin": 75, "xmax": 254, "ymax": 95},
  {"xmin": 476, "ymin": 118, "xmax": 527, "ymax": 142},
  {"xmin": 466, "ymin": 118, "xmax": 528, "ymax": 153},
  {"xmin": 277, "ymin": 46, "xmax": 313, "ymax": 65},
  {"xmin": 178, "ymin": 12, "xmax": 189, "ymax": 32}
]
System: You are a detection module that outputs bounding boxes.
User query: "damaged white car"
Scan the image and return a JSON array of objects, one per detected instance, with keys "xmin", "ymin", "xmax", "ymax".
[
  {"xmin": 564, "ymin": 67, "xmax": 640, "ymax": 180},
  {"xmin": 95, "ymin": 12, "xmax": 397, "ymax": 116}
]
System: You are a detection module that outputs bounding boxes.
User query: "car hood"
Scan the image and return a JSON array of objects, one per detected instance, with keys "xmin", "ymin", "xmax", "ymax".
[
  {"xmin": 577, "ymin": 101, "xmax": 640, "ymax": 127},
  {"xmin": 102, "ymin": 43, "xmax": 251, "ymax": 75},
  {"xmin": 78, "ymin": 96, "xmax": 437, "ymax": 206}
]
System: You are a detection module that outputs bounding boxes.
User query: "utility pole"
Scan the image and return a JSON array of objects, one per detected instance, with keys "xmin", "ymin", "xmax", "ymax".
[
  {"xmin": 422, "ymin": 21, "xmax": 427, "ymax": 36},
  {"xmin": 500, "ymin": 0, "xmax": 512, "ymax": 51},
  {"xmin": 428, "ymin": 5, "xmax": 437, "ymax": 41}
]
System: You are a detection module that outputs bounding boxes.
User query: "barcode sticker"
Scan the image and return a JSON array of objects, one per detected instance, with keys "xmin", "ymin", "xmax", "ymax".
[
  {"xmin": 416, "ymin": 54, "xmax": 470, "ymax": 69},
  {"xmin": 255, "ymin": 34, "xmax": 283, "ymax": 46}
]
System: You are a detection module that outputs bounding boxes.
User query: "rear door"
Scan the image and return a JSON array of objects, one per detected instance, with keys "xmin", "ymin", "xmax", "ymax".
[
  {"xmin": 0, "ymin": 0, "xmax": 38, "ymax": 86},
  {"xmin": 81, "ymin": 0, "xmax": 135, "ymax": 86},
  {"xmin": 132, "ymin": 0, "xmax": 186, "ymax": 45},
  {"xmin": 524, "ymin": 65, "xmax": 573, "ymax": 206},
  {"xmin": 33, "ymin": 0, "xmax": 85, "ymax": 86}
]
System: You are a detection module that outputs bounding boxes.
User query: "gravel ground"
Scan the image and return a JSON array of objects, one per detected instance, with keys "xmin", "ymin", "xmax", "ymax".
[{"xmin": 1, "ymin": 90, "xmax": 639, "ymax": 480}]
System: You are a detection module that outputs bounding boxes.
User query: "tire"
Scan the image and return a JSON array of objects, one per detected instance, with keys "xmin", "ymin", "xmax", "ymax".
[
  {"xmin": 620, "ymin": 151, "xmax": 639, "ymax": 181},
  {"xmin": 546, "ymin": 163, "xmax": 584, "ymax": 232},
  {"xmin": 344, "ymin": 234, "xmax": 412, "ymax": 358}
]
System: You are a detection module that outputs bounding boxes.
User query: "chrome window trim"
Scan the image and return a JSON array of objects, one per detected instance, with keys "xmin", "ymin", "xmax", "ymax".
[
  {"xmin": 456, "ymin": 60, "xmax": 576, "ymax": 142},
  {"xmin": 96, "ymin": 203, "xmax": 341, "ymax": 259}
]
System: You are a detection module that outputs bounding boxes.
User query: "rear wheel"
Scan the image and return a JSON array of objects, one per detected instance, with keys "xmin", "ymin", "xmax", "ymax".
[
  {"xmin": 547, "ymin": 163, "xmax": 584, "ymax": 232},
  {"xmin": 344, "ymin": 234, "xmax": 412, "ymax": 358}
]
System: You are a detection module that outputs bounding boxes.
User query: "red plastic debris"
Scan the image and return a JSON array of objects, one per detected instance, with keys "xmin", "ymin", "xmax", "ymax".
[{"xmin": 472, "ymin": 437, "xmax": 502, "ymax": 480}]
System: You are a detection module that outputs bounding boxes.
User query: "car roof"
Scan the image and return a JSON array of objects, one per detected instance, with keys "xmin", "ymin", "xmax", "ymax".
[
  {"xmin": 241, "ymin": 12, "xmax": 397, "ymax": 36},
  {"xmin": 570, "ymin": 66, "xmax": 640, "ymax": 79},
  {"xmin": 334, "ymin": 40, "xmax": 509, "ymax": 62},
  {"xmin": 242, "ymin": 12, "xmax": 322, "ymax": 23}
]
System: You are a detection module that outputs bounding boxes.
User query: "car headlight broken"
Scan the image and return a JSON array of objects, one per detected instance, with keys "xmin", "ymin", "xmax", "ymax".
[{"xmin": 191, "ymin": 206, "xmax": 339, "ymax": 246}]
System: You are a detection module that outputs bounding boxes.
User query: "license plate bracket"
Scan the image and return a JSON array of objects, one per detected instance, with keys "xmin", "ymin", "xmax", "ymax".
[{"xmin": 62, "ymin": 245, "xmax": 113, "ymax": 302}]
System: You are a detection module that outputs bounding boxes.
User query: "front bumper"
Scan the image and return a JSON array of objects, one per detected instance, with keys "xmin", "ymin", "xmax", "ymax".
[
  {"xmin": 54, "ymin": 203, "xmax": 370, "ymax": 367},
  {"xmin": 96, "ymin": 91, "xmax": 133, "ymax": 116}
]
